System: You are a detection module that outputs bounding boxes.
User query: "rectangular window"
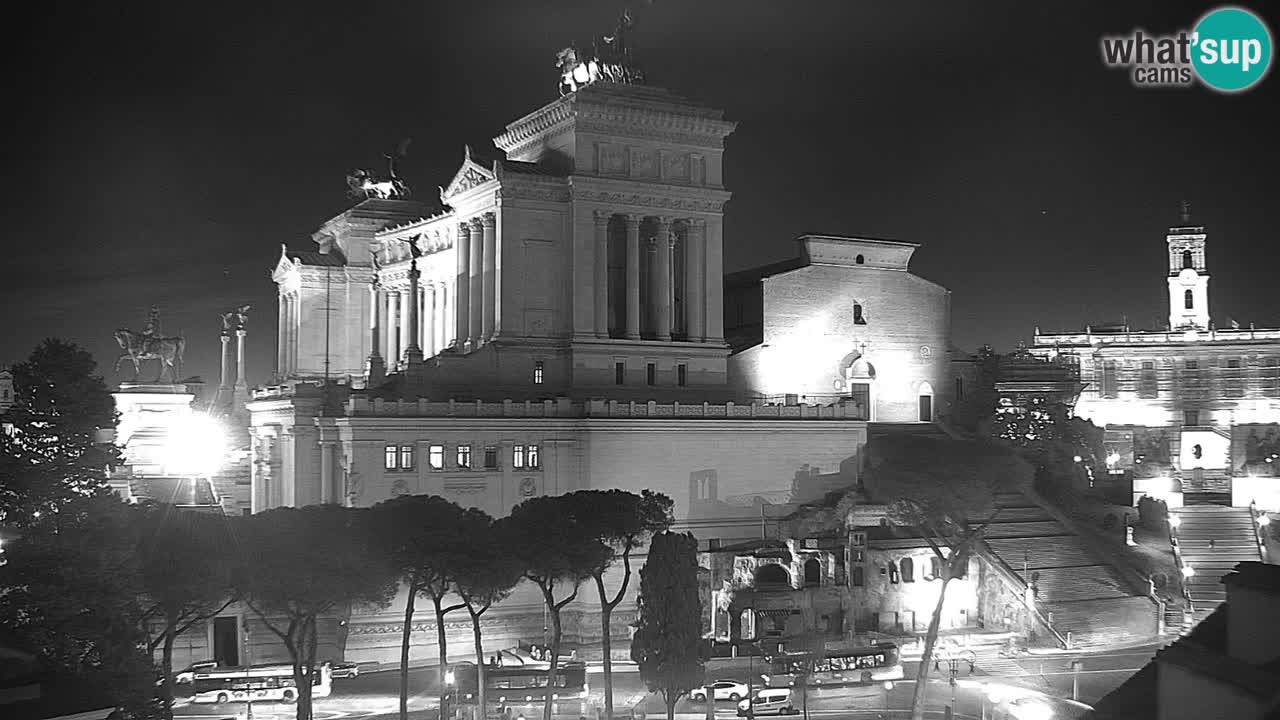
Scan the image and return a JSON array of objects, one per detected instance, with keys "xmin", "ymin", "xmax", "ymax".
[
  {"xmin": 646, "ymin": 363, "xmax": 656, "ymax": 386},
  {"xmin": 1185, "ymin": 359, "xmax": 1199, "ymax": 370},
  {"xmin": 528, "ymin": 444, "xmax": 540, "ymax": 469},
  {"xmin": 1101, "ymin": 360, "xmax": 1118, "ymax": 399},
  {"xmin": 533, "ymin": 361, "xmax": 544, "ymax": 385},
  {"xmin": 456, "ymin": 445, "xmax": 472, "ymax": 469},
  {"xmin": 1139, "ymin": 361, "xmax": 1158, "ymax": 399},
  {"xmin": 677, "ymin": 363, "xmax": 687, "ymax": 387},
  {"xmin": 399, "ymin": 445, "xmax": 415, "ymax": 470},
  {"xmin": 1184, "ymin": 410, "xmax": 1200, "ymax": 427},
  {"xmin": 384, "ymin": 445, "xmax": 398, "ymax": 470},
  {"xmin": 954, "ymin": 376, "xmax": 964, "ymax": 401},
  {"xmin": 1227, "ymin": 358, "xmax": 1241, "ymax": 369},
  {"xmin": 484, "ymin": 446, "xmax": 498, "ymax": 470},
  {"xmin": 615, "ymin": 361, "xmax": 625, "ymax": 385},
  {"xmin": 429, "ymin": 445, "xmax": 444, "ymax": 470},
  {"xmin": 513, "ymin": 445, "xmax": 526, "ymax": 469}
]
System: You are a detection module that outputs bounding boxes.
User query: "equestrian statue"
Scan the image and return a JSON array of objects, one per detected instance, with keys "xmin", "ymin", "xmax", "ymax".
[{"xmin": 114, "ymin": 306, "xmax": 186, "ymax": 383}]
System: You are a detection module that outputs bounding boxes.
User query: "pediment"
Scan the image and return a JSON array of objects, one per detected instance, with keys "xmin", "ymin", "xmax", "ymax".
[
  {"xmin": 440, "ymin": 146, "xmax": 496, "ymax": 202},
  {"xmin": 271, "ymin": 244, "xmax": 299, "ymax": 283}
]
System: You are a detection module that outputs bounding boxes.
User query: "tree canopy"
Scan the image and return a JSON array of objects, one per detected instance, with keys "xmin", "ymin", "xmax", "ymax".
[{"xmin": 1, "ymin": 339, "xmax": 119, "ymax": 526}]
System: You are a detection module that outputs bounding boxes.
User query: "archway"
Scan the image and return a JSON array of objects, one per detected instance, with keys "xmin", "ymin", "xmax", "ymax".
[
  {"xmin": 803, "ymin": 558, "xmax": 821, "ymax": 586},
  {"xmin": 842, "ymin": 354, "xmax": 877, "ymax": 421},
  {"xmin": 755, "ymin": 563, "xmax": 790, "ymax": 587},
  {"xmin": 917, "ymin": 381, "xmax": 934, "ymax": 422}
]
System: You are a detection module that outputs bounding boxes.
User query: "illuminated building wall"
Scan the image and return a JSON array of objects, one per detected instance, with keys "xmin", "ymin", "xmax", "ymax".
[
  {"xmin": 1030, "ymin": 215, "xmax": 1280, "ymax": 504},
  {"xmin": 726, "ymin": 234, "xmax": 952, "ymax": 422}
]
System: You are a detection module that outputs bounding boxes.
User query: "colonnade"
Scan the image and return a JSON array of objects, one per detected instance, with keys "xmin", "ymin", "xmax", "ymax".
[
  {"xmin": 593, "ymin": 212, "xmax": 723, "ymax": 343},
  {"xmin": 277, "ymin": 290, "xmax": 300, "ymax": 374},
  {"xmin": 370, "ymin": 278, "xmax": 456, "ymax": 371}
]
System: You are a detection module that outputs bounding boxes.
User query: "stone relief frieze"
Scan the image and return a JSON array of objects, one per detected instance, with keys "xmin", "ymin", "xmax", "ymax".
[
  {"xmin": 630, "ymin": 149, "xmax": 657, "ymax": 178},
  {"xmin": 571, "ymin": 188, "xmax": 726, "ymax": 213},
  {"xmin": 661, "ymin": 151, "xmax": 690, "ymax": 181},
  {"xmin": 599, "ymin": 145, "xmax": 626, "ymax": 175}
]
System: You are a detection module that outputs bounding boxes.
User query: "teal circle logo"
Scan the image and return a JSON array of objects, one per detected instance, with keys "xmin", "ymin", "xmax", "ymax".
[{"xmin": 1192, "ymin": 6, "xmax": 1273, "ymax": 92}]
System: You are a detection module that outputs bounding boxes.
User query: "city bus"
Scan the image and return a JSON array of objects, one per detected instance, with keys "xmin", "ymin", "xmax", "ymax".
[
  {"xmin": 189, "ymin": 662, "xmax": 333, "ymax": 704},
  {"xmin": 763, "ymin": 643, "xmax": 903, "ymax": 687},
  {"xmin": 447, "ymin": 660, "xmax": 588, "ymax": 709}
]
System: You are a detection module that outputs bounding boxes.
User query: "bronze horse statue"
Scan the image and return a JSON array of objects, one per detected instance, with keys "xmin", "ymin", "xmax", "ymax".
[{"xmin": 114, "ymin": 329, "xmax": 185, "ymax": 383}]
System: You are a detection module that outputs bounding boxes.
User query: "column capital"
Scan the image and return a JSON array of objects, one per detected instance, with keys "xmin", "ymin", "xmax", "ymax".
[
  {"xmin": 622, "ymin": 213, "xmax": 641, "ymax": 229},
  {"xmin": 468, "ymin": 216, "xmax": 484, "ymax": 232},
  {"xmin": 480, "ymin": 212, "xmax": 496, "ymax": 229},
  {"xmin": 655, "ymin": 215, "xmax": 674, "ymax": 229},
  {"xmin": 593, "ymin": 209, "xmax": 611, "ymax": 226},
  {"xmin": 457, "ymin": 221, "xmax": 472, "ymax": 236},
  {"xmin": 690, "ymin": 217, "xmax": 708, "ymax": 230}
]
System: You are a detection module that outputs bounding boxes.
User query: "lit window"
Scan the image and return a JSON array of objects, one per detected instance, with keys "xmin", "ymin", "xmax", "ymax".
[
  {"xmin": 677, "ymin": 363, "xmax": 687, "ymax": 387},
  {"xmin": 528, "ymin": 444, "xmax": 540, "ymax": 469},
  {"xmin": 514, "ymin": 445, "xmax": 526, "ymax": 469},
  {"xmin": 533, "ymin": 361, "xmax": 544, "ymax": 385},
  {"xmin": 615, "ymin": 362, "xmax": 625, "ymax": 385},
  {"xmin": 429, "ymin": 445, "xmax": 444, "ymax": 470},
  {"xmin": 456, "ymin": 445, "xmax": 472, "ymax": 469},
  {"xmin": 399, "ymin": 445, "xmax": 415, "ymax": 470},
  {"xmin": 484, "ymin": 446, "xmax": 498, "ymax": 469},
  {"xmin": 384, "ymin": 445, "xmax": 398, "ymax": 470},
  {"xmin": 646, "ymin": 363, "xmax": 656, "ymax": 386}
]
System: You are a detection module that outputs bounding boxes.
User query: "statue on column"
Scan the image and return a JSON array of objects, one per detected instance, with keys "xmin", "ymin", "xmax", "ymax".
[{"xmin": 235, "ymin": 304, "xmax": 252, "ymax": 331}]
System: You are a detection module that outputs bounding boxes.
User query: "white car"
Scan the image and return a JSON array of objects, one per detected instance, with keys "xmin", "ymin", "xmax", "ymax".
[{"xmin": 692, "ymin": 680, "xmax": 750, "ymax": 703}]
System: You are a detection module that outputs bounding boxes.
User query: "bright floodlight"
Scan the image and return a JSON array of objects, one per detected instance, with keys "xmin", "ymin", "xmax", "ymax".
[
  {"xmin": 882, "ymin": 681, "xmax": 894, "ymax": 691},
  {"xmin": 1258, "ymin": 514, "xmax": 1271, "ymax": 527},
  {"xmin": 1073, "ymin": 455, "xmax": 1082, "ymax": 463},
  {"xmin": 1182, "ymin": 565, "xmax": 1195, "ymax": 578},
  {"xmin": 1168, "ymin": 514, "xmax": 1182, "ymax": 529},
  {"xmin": 163, "ymin": 413, "xmax": 228, "ymax": 476},
  {"xmin": 1106, "ymin": 452, "xmax": 1121, "ymax": 466},
  {"xmin": 445, "ymin": 670, "xmax": 456, "ymax": 685},
  {"xmin": 1009, "ymin": 699, "xmax": 1053, "ymax": 720}
]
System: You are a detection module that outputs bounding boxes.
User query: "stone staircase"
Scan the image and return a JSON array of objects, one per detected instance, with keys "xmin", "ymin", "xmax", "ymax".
[
  {"xmin": 1172, "ymin": 505, "xmax": 1262, "ymax": 623},
  {"xmin": 983, "ymin": 492, "xmax": 1158, "ymax": 649}
]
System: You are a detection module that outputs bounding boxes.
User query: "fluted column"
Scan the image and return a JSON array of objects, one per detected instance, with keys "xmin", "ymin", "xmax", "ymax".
[
  {"xmin": 624, "ymin": 214, "xmax": 641, "ymax": 340},
  {"xmin": 481, "ymin": 212, "xmax": 497, "ymax": 343},
  {"xmin": 686, "ymin": 219, "xmax": 706, "ymax": 342},
  {"xmin": 468, "ymin": 217, "xmax": 484, "ymax": 350},
  {"xmin": 705, "ymin": 217, "xmax": 725, "ymax": 343},
  {"xmin": 235, "ymin": 328, "xmax": 248, "ymax": 394},
  {"xmin": 388, "ymin": 290, "xmax": 401, "ymax": 369},
  {"xmin": 423, "ymin": 284, "xmax": 436, "ymax": 357},
  {"xmin": 219, "ymin": 332, "xmax": 232, "ymax": 403},
  {"xmin": 276, "ymin": 295, "xmax": 287, "ymax": 376},
  {"xmin": 403, "ymin": 261, "xmax": 423, "ymax": 366},
  {"xmin": 287, "ymin": 294, "xmax": 297, "ymax": 374},
  {"xmin": 653, "ymin": 216, "xmax": 673, "ymax": 341},
  {"xmin": 442, "ymin": 280, "xmax": 452, "ymax": 350},
  {"xmin": 382, "ymin": 288, "xmax": 394, "ymax": 366},
  {"xmin": 593, "ymin": 210, "xmax": 610, "ymax": 338},
  {"xmin": 366, "ymin": 283, "xmax": 385, "ymax": 385},
  {"xmin": 455, "ymin": 223, "xmax": 471, "ymax": 351}
]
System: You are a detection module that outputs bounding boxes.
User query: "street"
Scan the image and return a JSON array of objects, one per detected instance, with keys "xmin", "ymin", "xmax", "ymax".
[{"xmin": 172, "ymin": 653, "xmax": 1114, "ymax": 720}]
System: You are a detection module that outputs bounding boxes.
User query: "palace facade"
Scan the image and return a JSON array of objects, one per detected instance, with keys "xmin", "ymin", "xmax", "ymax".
[
  {"xmin": 1031, "ymin": 213, "xmax": 1280, "ymax": 509},
  {"xmin": 229, "ymin": 79, "xmax": 959, "ymax": 667}
]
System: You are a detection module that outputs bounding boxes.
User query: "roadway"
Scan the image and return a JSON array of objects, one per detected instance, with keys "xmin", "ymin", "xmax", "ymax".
[{"xmin": 172, "ymin": 652, "xmax": 1121, "ymax": 720}]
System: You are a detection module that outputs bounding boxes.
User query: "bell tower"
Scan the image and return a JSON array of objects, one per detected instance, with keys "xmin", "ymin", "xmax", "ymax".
[{"xmin": 1167, "ymin": 201, "xmax": 1210, "ymax": 331}]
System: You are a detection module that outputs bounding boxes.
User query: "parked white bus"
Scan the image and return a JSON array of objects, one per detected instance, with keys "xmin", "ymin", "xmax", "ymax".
[{"xmin": 190, "ymin": 663, "xmax": 332, "ymax": 704}]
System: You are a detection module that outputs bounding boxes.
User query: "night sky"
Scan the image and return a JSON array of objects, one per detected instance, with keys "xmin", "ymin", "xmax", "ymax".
[{"xmin": 5, "ymin": 0, "xmax": 1278, "ymax": 389}]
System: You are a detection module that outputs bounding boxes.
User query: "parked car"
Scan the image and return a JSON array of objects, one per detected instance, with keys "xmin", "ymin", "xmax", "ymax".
[
  {"xmin": 175, "ymin": 661, "xmax": 218, "ymax": 684},
  {"xmin": 691, "ymin": 680, "xmax": 749, "ymax": 703},
  {"xmin": 738, "ymin": 688, "xmax": 797, "ymax": 716},
  {"xmin": 328, "ymin": 661, "xmax": 363, "ymax": 679}
]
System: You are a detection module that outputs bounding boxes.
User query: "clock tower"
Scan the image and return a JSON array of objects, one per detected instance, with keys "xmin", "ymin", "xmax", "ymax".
[{"xmin": 1167, "ymin": 202, "xmax": 1209, "ymax": 331}]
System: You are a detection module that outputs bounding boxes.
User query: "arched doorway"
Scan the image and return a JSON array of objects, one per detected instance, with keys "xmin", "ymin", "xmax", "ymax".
[
  {"xmin": 917, "ymin": 381, "xmax": 934, "ymax": 422},
  {"xmin": 755, "ymin": 563, "xmax": 790, "ymax": 587},
  {"xmin": 845, "ymin": 356, "xmax": 877, "ymax": 421},
  {"xmin": 803, "ymin": 558, "xmax": 821, "ymax": 586}
]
